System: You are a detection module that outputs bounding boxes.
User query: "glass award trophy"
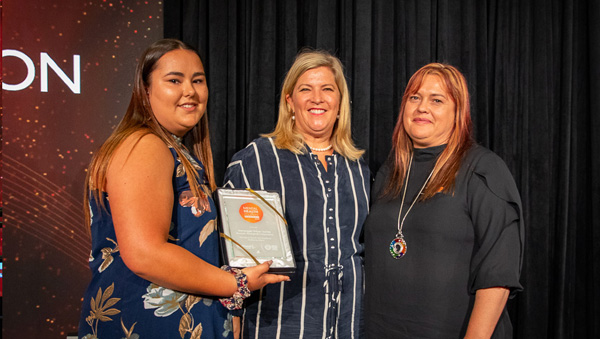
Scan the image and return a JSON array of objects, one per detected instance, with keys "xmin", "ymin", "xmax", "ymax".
[{"xmin": 215, "ymin": 188, "xmax": 295, "ymax": 275}]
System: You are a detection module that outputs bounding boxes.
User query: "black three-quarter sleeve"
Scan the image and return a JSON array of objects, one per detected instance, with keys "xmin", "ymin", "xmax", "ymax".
[{"xmin": 466, "ymin": 150, "xmax": 525, "ymax": 296}]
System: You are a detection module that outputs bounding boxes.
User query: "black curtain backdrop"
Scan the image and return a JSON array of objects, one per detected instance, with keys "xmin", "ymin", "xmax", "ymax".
[{"xmin": 164, "ymin": 1, "xmax": 600, "ymax": 338}]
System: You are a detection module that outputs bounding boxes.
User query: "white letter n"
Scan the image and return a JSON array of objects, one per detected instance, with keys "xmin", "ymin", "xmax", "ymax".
[{"xmin": 40, "ymin": 53, "xmax": 81, "ymax": 94}]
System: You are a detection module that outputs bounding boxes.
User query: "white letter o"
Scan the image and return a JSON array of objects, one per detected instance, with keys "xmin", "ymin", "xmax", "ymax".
[{"xmin": 2, "ymin": 49, "xmax": 36, "ymax": 91}]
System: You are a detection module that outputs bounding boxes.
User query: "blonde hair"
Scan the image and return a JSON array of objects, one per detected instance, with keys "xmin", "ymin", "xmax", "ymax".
[
  {"xmin": 383, "ymin": 63, "xmax": 474, "ymax": 200},
  {"xmin": 264, "ymin": 49, "xmax": 364, "ymax": 161},
  {"xmin": 83, "ymin": 39, "xmax": 216, "ymax": 229}
]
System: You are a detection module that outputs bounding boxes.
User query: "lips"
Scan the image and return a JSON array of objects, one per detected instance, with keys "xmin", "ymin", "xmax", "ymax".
[
  {"xmin": 308, "ymin": 108, "xmax": 326, "ymax": 114},
  {"xmin": 413, "ymin": 117, "xmax": 431, "ymax": 123},
  {"xmin": 178, "ymin": 103, "xmax": 198, "ymax": 111}
]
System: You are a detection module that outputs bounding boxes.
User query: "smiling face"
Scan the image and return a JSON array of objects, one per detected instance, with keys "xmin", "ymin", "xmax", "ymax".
[
  {"xmin": 285, "ymin": 66, "xmax": 340, "ymax": 143},
  {"xmin": 147, "ymin": 49, "xmax": 208, "ymax": 137},
  {"xmin": 403, "ymin": 75, "xmax": 456, "ymax": 148}
]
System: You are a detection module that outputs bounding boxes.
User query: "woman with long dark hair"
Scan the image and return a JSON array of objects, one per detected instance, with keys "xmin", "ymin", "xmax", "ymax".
[{"xmin": 79, "ymin": 39, "xmax": 288, "ymax": 339}]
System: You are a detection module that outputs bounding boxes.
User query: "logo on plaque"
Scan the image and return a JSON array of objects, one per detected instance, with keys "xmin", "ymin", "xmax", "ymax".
[{"xmin": 239, "ymin": 202, "xmax": 263, "ymax": 223}]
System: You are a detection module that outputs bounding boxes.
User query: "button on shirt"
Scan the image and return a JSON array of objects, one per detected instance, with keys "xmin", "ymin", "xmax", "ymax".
[{"xmin": 223, "ymin": 137, "xmax": 370, "ymax": 339}]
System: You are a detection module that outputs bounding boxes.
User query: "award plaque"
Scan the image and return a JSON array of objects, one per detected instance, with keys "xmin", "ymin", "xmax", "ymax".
[{"xmin": 215, "ymin": 188, "xmax": 295, "ymax": 275}]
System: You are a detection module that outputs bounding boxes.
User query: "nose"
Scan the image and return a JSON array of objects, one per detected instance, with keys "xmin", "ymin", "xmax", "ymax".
[
  {"xmin": 417, "ymin": 99, "xmax": 428, "ymax": 112},
  {"xmin": 310, "ymin": 90, "xmax": 323, "ymax": 103},
  {"xmin": 183, "ymin": 80, "xmax": 196, "ymax": 97}
]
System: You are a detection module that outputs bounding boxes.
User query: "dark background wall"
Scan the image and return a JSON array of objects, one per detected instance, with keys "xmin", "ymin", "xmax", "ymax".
[{"xmin": 164, "ymin": 1, "xmax": 600, "ymax": 338}]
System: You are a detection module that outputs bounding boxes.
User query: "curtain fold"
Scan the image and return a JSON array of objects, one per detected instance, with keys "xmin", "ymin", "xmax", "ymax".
[
  {"xmin": 590, "ymin": 1, "xmax": 600, "ymax": 335},
  {"xmin": 164, "ymin": 1, "xmax": 599, "ymax": 337}
]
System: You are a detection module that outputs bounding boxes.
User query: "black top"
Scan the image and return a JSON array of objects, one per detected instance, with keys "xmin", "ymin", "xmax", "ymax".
[{"xmin": 364, "ymin": 144, "xmax": 524, "ymax": 339}]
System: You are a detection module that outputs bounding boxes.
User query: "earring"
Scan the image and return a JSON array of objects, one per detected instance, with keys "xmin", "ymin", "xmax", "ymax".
[{"xmin": 292, "ymin": 115, "xmax": 295, "ymax": 120}]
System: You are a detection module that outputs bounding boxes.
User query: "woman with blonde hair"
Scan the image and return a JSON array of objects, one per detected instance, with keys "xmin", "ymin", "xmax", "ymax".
[
  {"xmin": 78, "ymin": 39, "xmax": 288, "ymax": 339},
  {"xmin": 224, "ymin": 49, "xmax": 370, "ymax": 338},
  {"xmin": 364, "ymin": 63, "xmax": 524, "ymax": 338}
]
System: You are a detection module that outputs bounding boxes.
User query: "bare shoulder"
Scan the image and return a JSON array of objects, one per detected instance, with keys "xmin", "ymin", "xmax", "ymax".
[{"xmin": 108, "ymin": 130, "xmax": 174, "ymax": 180}]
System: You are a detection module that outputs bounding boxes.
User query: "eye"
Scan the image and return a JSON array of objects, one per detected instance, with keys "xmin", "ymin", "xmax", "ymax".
[
  {"xmin": 193, "ymin": 78, "xmax": 205, "ymax": 84},
  {"xmin": 323, "ymin": 86, "xmax": 335, "ymax": 92},
  {"xmin": 409, "ymin": 95, "xmax": 420, "ymax": 101},
  {"xmin": 168, "ymin": 78, "xmax": 181, "ymax": 84}
]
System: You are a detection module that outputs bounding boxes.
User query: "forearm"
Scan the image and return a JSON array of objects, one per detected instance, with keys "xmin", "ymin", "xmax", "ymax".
[
  {"xmin": 464, "ymin": 287, "xmax": 510, "ymax": 339},
  {"xmin": 122, "ymin": 241, "xmax": 238, "ymax": 297}
]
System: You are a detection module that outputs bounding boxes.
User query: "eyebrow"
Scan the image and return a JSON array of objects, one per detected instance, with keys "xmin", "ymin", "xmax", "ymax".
[
  {"xmin": 430, "ymin": 93, "xmax": 447, "ymax": 98},
  {"xmin": 297, "ymin": 83, "xmax": 336, "ymax": 88},
  {"xmin": 414, "ymin": 91, "xmax": 447, "ymax": 99},
  {"xmin": 164, "ymin": 71, "xmax": 206, "ymax": 77}
]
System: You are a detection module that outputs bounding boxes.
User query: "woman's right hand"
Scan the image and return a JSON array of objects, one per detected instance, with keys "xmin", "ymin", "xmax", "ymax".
[{"xmin": 242, "ymin": 260, "xmax": 290, "ymax": 291}]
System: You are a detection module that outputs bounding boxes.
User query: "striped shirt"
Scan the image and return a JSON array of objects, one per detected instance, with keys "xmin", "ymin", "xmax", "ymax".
[{"xmin": 223, "ymin": 137, "xmax": 370, "ymax": 339}]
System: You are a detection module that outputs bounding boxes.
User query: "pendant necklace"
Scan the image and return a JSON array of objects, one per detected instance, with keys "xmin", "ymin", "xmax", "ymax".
[{"xmin": 389, "ymin": 154, "xmax": 435, "ymax": 259}]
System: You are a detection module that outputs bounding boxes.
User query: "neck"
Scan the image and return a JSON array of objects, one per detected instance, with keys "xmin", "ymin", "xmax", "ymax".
[
  {"xmin": 303, "ymin": 135, "xmax": 332, "ymax": 151},
  {"xmin": 171, "ymin": 134, "xmax": 184, "ymax": 146}
]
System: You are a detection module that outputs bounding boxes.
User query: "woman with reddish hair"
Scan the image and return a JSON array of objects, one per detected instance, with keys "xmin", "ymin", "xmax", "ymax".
[{"xmin": 364, "ymin": 63, "xmax": 524, "ymax": 338}]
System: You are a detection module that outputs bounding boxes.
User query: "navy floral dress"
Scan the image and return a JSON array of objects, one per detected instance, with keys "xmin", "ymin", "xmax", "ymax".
[{"xmin": 79, "ymin": 145, "xmax": 232, "ymax": 339}]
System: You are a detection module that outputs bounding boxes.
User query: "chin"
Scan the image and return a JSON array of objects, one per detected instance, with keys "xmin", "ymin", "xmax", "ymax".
[{"xmin": 408, "ymin": 133, "xmax": 431, "ymax": 141}]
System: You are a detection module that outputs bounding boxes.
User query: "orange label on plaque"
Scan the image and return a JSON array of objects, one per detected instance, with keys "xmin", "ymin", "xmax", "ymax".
[{"xmin": 239, "ymin": 202, "xmax": 263, "ymax": 223}]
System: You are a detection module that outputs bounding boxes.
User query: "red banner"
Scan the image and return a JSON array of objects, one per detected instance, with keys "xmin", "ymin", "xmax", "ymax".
[{"xmin": 2, "ymin": 1, "xmax": 163, "ymax": 336}]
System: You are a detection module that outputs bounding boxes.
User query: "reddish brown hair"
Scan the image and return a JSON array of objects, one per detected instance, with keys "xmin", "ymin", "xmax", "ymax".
[{"xmin": 383, "ymin": 63, "xmax": 474, "ymax": 199}]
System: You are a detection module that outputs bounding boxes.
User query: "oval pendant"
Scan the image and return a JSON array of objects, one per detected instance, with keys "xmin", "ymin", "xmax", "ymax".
[{"xmin": 389, "ymin": 237, "xmax": 407, "ymax": 259}]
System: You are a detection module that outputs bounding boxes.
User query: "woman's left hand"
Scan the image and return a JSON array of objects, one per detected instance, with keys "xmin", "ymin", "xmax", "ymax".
[{"xmin": 242, "ymin": 260, "xmax": 291, "ymax": 291}]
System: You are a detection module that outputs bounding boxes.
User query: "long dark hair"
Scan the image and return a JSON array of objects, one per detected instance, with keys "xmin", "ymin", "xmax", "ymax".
[{"xmin": 83, "ymin": 39, "xmax": 216, "ymax": 229}]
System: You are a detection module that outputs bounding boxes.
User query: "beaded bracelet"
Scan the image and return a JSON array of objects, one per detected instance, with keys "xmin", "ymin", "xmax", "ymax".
[{"xmin": 219, "ymin": 265, "xmax": 251, "ymax": 310}]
